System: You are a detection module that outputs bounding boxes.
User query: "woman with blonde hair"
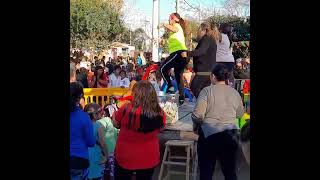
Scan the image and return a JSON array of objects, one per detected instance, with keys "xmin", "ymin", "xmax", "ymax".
[{"xmin": 185, "ymin": 22, "xmax": 219, "ymax": 98}]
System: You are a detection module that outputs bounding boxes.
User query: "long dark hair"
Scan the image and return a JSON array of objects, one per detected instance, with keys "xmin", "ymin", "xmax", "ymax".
[
  {"xmin": 70, "ymin": 82, "xmax": 84, "ymax": 112},
  {"xmin": 128, "ymin": 81, "xmax": 164, "ymax": 133},
  {"xmin": 94, "ymin": 66, "xmax": 104, "ymax": 88},
  {"xmin": 219, "ymin": 23, "xmax": 233, "ymax": 47},
  {"xmin": 172, "ymin": 13, "xmax": 186, "ymax": 37}
]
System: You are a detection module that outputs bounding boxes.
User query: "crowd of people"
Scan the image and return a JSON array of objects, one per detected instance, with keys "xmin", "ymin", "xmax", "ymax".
[{"xmin": 70, "ymin": 12, "xmax": 250, "ymax": 180}]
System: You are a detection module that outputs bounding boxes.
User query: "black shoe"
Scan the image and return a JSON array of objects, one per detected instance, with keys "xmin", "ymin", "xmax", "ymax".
[
  {"xmin": 179, "ymin": 100, "xmax": 184, "ymax": 105},
  {"xmin": 179, "ymin": 98, "xmax": 185, "ymax": 106}
]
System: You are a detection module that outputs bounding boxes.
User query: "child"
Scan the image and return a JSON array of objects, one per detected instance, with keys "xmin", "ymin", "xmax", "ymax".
[
  {"xmin": 84, "ymin": 103, "xmax": 109, "ymax": 180},
  {"xmin": 97, "ymin": 104, "xmax": 120, "ymax": 180},
  {"xmin": 105, "ymin": 96, "xmax": 118, "ymax": 118},
  {"xmin": 183, "ymin": 67, "xmax": 193, "ymax": 89},
  {"xmin": 119, "ymin": 70, "xmax": 130, "ymax": 88}
]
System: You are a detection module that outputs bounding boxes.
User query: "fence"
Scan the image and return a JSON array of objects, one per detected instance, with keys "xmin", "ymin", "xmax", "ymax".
[{"xmin": 83, "ymin": 88, "xmax": 129, "ymax": 107}]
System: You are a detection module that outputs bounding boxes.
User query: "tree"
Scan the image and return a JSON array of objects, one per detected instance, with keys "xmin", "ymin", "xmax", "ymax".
[
  {"xmin": 70, "ymin": 0, "xmax": 125, "ymax": 49},
  {"xmin": 223, "ymin": 0, "xmax": 250, "ymax": 17},
  {"xmin": 184, "ymin": 20, "xmax": 200, "ymax": 50},
  {"xmin": 208, "ymin": 15, "xmax": 250, "ymax": 41},
  {"xmin": 120, "ymin": 27, "xmax": 148, "ymax": 51}
]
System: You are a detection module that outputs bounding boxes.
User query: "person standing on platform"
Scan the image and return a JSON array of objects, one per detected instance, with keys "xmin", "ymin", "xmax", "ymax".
[
  {"xmin": 216, "ymin": 23, "xmax": 236, "ymax": 86},
  {"xmin": 186, "ymin": 22, "xmax": 219, "ymax": 98},
  {"xmin": 159, "ymin": 13, "xmax": 188, "ymax": 105}
]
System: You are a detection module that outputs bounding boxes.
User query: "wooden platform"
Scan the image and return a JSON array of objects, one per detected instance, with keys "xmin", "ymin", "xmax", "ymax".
[
  {"xmin": 155, "ymin": 101, "xmax": 250, "ymax": 180},
  {"xmin": 165, "ymin": 101, "xmax": 195, "ymax": 132}
]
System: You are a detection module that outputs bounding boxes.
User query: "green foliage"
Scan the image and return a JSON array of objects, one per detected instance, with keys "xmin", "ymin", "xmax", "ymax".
[
  {"xmin": 120, "ymin": 27, "xmax": 146, "ymax": 51},
  {"xmin": 185, "ymin": 20, "xmax": 200, "ymax": 50},
  {"xmin": 208, "ymin": 15, "xmax": 250, "ymax": 41},
  {"xmin": 70, "ymin": 0, "xmax": 125, "ymax": 48}
]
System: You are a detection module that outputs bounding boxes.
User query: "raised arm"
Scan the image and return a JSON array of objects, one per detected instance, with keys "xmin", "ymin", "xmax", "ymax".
[{"xmin": 160, "ymin": 23, "xmax": 178, "ymax": 33}]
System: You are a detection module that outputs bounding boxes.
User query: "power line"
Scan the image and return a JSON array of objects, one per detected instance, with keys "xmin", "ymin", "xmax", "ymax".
[{"xmin": 182, "ymin": 0, "xmax": 199, "ymax": 11}]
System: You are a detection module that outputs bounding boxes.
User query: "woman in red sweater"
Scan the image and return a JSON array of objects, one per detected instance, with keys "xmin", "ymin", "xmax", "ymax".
[{"xmin": 112, "ymin": 81, "xmax": 166, "ymax": 180}]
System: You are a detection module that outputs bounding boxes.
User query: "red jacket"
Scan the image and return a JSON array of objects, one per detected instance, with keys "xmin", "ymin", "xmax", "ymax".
[{"xmin": 114, "ymin": 104, "xmax": 166, "ymax": 170}]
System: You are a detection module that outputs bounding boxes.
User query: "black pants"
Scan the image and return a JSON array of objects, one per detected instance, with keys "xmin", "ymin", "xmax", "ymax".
[
  {"xmin": 160, "ymin": 50, "xmax": 188, "ymax": 100},
  {"xmin": 197, "ymin": 128, "xmax": 239, "ymax": 180},
  {"xmin": 114, "ymin": 161, "xmax": 154, "ymax": 180},
  {"xmin": 190, "ymin": 75, "xmax": 212, "ymax": 98},
  {"xmin": 218, "ymin": 62, "xmax": 235, "ymax": 86}
]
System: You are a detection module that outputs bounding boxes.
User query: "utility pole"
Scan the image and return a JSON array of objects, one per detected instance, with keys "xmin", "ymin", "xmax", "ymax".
[
  {"xmin": 144, "ymin": 19, "xmax": 150, "ymax": 51},
  {"xmin": 176, "ymin": 0, "xmax": 179, "ymax": 13},
  {"xmin": 190, "ymin": 33, "xmax": 193, "ymax": 51},
  {"xmin": 129, "ymin": 28, "xmax": 132, "ymax": 45},
  {"xmin": 198, "ymin": 2, "xmax": 201, "ymax": 22},
  {"xmin": 152, "ymin": 0, "xmax": 159, "ymax": 62}
]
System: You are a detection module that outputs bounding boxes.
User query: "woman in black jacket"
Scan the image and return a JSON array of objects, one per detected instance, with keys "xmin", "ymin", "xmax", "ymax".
[{"xmin": 186, "ymin": 22, "xmax": 219, "ymax": 98}]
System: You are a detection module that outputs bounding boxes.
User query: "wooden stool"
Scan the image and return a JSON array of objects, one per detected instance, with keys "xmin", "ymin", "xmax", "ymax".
[{"xmin": 158, "ymin": 140, "xmax": 198, "ymax": 180}]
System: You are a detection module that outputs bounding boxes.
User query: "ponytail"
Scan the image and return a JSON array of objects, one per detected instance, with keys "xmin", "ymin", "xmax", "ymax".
[
  {"xmin": 219, "ymin": 23, "xmax": 233, "ymax": 47},
  {"xmin": 173, "ymin": 13, "xmax": 186, "ymax": 37},
  {"xmin": 178, "ymin": 18, "xmax": 186, "ymax": 37}
]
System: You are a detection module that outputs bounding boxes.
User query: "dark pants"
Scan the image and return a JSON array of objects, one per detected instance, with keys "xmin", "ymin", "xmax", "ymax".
[
  {"xmin": 218, "ymin": 62, "xmax": 235, "ymax": 86},
  {"xmin": 197, "ymin": 128, "xmax": 239, "ymax": 180},
  {"xmin": 114, "ymin": 161, "xmax": 154, "ymax": 180},
  {"xmin": 160, "ymin": 50, "xmax": 188, "ymax": 100},
  {"xmin": 190, "ymin": 75, "xmax": 212, "ymax": 98}
]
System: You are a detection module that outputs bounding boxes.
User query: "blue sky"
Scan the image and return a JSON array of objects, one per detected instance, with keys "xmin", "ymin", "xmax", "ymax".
[
  {"xmin": 131, "ymin": 0, "xmax": 224, "ymax": 22},
  {"xmin": 123, "ymin": 0, "xmax": 226, "ymax": 35}
]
